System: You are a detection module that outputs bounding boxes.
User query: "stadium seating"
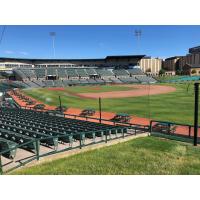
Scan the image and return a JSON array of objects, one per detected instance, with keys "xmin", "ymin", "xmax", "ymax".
[
  {"xmin": 127, "ymin": 68, "xmax": 144, "ymax": 75},
  {"xmin": 11, "ymin": 67, "xmax": 158, "ymax": 89},
  {"xmin": 95, "ymin": 69, "xmax": 114, "ymax": 77},
  {"xmin": 113, "ymin": 69, "xmax": 129, "ymax": 76},
  {"xmin": 54, "ymin": 80, "xmax": 64, "ymax": 87},
  {"xmin": 10, "ymin": 81, "xmax": 29, "ymax": 88},
  {"xmin": 33, "ymin": 80, "xmax": 46, "ymax": 87},
  {"xmin": 34, "ymin": 68, "xmax": 46, "ymax": 79},
  {"xmin": 109, "ymin": 77, "xmax": 123, "ymax": 84},
  {"xmin": 103, "ymin": 78, "xmax": 113, "ymax": 83},
  {"xmin": 79, "ymin": 79, "xmax": 89, "ymax": 85},
  {"xmin": 63, "ymin": 79, "xmax": 72, "ymax": 86},
  {"xmin": 47, "ymin": 68, "xmax": 57, "ymax": 76},
  {"xmin": 119, "ymin": 77, "xmax": 139, "ymax": 84},
  {"xmin": 13, "ymin": 69, "xmax": 28, "ymax": 80},
  {"xmin": 0, "ymin": 108, "xmax": 128, "ymax": 145},
  {"xmin": 20, "ymin": 69, "xmax": 37, "ymax": 79},
  {"xmin": 76, "ymin": 69, "xmax": 88, "ymax": 77},
  {"xmin": 87, "ymin": 79, "xmax": 97, "ymax": 84},
  {"xmin": 0, "ymin": 138, "xmax": 17, "ymax": 159},
  {"xmin": 136, "ymin": 75, "xmax": 157, "ymax": 83},
  {"xmin": 71, "ymin": 79, "xmax": 80, "ymax": 85},
  {"xmin": 57, "ymin": 68, "xmax": 68, "ymax": 79},
  {"xmin": 86, "ymin": 68, "xmax": 97, "ymax": 75},
  {"xmin": 65, "ymin": 68, "xmax": 78, "ymax": 78},
  {"xmin": 44, "ymin": 80, "xmax": 54, "ymax": 87},
  {"xmin": 24, "ymin": 81, "xmax": 40, "ymax": 88},
  {"xmin": 95, "ymin": 79, "xmax": 105, "ymax": 84}
]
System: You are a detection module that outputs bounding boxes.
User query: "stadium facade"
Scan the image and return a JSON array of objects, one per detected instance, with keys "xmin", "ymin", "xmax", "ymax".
[
  {"xmin": 0, "ymin": 55, "xmax": 162, "ymax": 74},
  {"xmin": 0, "ymin": 55, "xmax": 144, "ymax": 68}
]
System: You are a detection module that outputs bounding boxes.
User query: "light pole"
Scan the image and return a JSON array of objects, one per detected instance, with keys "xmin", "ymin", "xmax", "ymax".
[
  {"xmin": 134, "ymin": 29, "xmax": 142, "ymax": 54},
  {"xmin": 49, "ymin": 32, "xmax": 56, "ymax": 58}
]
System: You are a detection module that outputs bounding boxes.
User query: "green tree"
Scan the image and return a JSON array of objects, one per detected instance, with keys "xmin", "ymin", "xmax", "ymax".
[
  {"xmin": 191, "ymin": 69, "xmax": 197, "ymax": 74},
  {"xmin": 176, "ymin": 70, "xmax": 181, "ymax": 75},
  {"xmin": 159, "ymin": 69, "xmax": 166, "ymax": 75}
]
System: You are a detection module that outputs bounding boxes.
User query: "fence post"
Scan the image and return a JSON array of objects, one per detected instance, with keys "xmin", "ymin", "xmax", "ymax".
[
  {"xmin": 0, "ymin": 155, "xmax": 3, "ymax": 175},
  {"xmin": 194, "ymin": 82, "xmax": 199, "ymax": 146},
  {"xmin": 99, "ymin": 97, "xmax": 102, "ymax": 123},
  {"xmin": 105, "ymin": 132, "xmax": 108, "ymax": 143},
  {"xmin": 189, "ymin": 126, "xmax": 191, "ymax": 138},
  {"xmin": 168, "ymin": 123, "xmax": 171, "ymax": 135},
  {"xmin": 79, "ymin": 133, "xmax": 82, "ymax": 149},
  {"xmin": 149, "ymin": 121, "xmax": 153, "ymax": 133},
  {"xmin": 35, "ymin": 140, "xmax": 40, "ymax": 161},
  {"xmin": 59, "ymin": 95, "xmax": 62, "ymax": 113}
]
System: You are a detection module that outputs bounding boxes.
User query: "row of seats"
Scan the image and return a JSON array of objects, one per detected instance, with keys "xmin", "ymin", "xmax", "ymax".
[
  {"xmin": 136, "ymin": 76, "xmax": 157, "ymax": 83},
  {"xmin": 14, "ymin": 68, "xmax": 145, "ymax": 80},
  {"xmin": 7, "ymin": 74, "xmax": 157, "ymax": 88},
  {"xmin": 0, "ymin": 107, "xmax": 128, "ymax": 159}
]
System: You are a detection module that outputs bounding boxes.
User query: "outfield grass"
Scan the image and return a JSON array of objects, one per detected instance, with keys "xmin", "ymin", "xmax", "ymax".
[
  {"xmin": 12, "ymin": 136, "xmax": 200, "ymax": 175},
  {"xmin": 63, "ymin": 85, "xmax": 133, "ymax": 93},
  {"xmin": 23, "ymin": 83, "xmax": 198, "ymax": 124}
]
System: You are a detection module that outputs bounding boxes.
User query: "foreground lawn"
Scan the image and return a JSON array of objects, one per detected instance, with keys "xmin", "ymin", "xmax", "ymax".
[
  {"xmin": 13, "ymin": 137, "xmax": 200, "ymax": 175},
  {"xmin": 23, "ymin": 83, "xmax": 198, "ymax": 124}
]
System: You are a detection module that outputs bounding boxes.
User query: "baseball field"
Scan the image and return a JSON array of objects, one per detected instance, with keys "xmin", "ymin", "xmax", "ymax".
[
  {"xmin": 9, "ymin": 82, "xmax": 200, "ymax": 175},
  {"xmin": 23, "ymin": 83, "xmax": 198, "ymax": 124}
]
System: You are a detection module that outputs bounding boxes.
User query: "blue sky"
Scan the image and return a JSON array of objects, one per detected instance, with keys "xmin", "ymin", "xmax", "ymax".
[{"xmin": 0, "ymin": 25, "xmax": 200, "ymax": 59}]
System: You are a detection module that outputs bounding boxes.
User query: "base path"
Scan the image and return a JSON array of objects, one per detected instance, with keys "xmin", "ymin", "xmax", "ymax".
[{"xmin": 79, "ymin": 84, "xmax": 176, "ymax": 99}]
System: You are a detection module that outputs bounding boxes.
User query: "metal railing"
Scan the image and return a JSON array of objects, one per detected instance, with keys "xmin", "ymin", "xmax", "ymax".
[
  {"xmin": 0, "ymin": 121, "xmax": 148, "ymax": 174},
  {"xmin": 150, "ymin": 120, "xmax": 200, "ymax": 143}
]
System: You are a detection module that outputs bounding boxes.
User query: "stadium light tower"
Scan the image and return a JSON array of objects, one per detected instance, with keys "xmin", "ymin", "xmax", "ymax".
[
  {"xmin": 134, "ymin": 29, "xmax": 142, "ymax": 54},
  {"xmin": 49, "ymin": 32, "xmax": 56, "ymax": 58}
]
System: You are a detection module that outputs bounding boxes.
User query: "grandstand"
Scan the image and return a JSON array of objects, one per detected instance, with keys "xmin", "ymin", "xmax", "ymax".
[
  {"xmin": 119, "ymin": 77, "xmax": 139, "ymax": 84},
  {"xmin": 76, "ymin": 68, "xmax": 88, "ymax": 78},
  {"xmin": 57, "ymin": 68, "xmax": 68, "ymax": 79},
  {"xmin": 95, "ymin": 69, "xmax": 114, "ymax": 77},
  {"xmin": 128, "ymin": 68, "xmax": 144, "ymax": 75},
  {"xmin": 34, "ymin": 68, "xmax": 46, "ymax": 79},
  {"xmin": 9, "ymin": 67, "xmax": 156, "ymax": 88},
  {"xmin": 113, "ymin": 69, "xmax": 130, "ymax": 77},
  {"xmin": 65, "ymin": 68, "xmax": 78, "ymax": 79},
  {"xmin": 0, "ymin": 56, "xmax": 157, "ymax": 88},
  {"xmin": 136, "ymin": 75, "xmax": 157, "ymax": 83},
  {"xmin": 0, "ymin": 107, "xmax": 147, "ymax": 173}
]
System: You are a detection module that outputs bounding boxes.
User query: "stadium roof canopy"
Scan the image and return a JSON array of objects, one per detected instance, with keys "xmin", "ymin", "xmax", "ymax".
[
  {"xmin": 165, "ymin": 56, "xmax": 182, "ymax": 60},
  {"xmin": 0, "ymin": 55, "xmax": 145, "ymax": 63}
]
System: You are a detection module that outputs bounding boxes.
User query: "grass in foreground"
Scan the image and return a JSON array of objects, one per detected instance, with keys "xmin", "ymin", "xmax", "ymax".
[
  {"xmin": 12, "ymin": 136, "xmax": 200, "ymax": 175},
  {"xmin": 23, "ymin": 83, "xmax": 198, "ymax": 124}
]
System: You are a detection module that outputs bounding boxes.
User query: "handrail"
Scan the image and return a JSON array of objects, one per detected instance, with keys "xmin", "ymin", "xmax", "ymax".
[{"xmin": 150, "ymin": 119, "xmax": 200, "ymax": 129}]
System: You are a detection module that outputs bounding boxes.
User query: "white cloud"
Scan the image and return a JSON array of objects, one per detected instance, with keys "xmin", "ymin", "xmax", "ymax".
[{"xmin": 4, "ymin": 50, "xmax": 14, "ymax": 54}]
